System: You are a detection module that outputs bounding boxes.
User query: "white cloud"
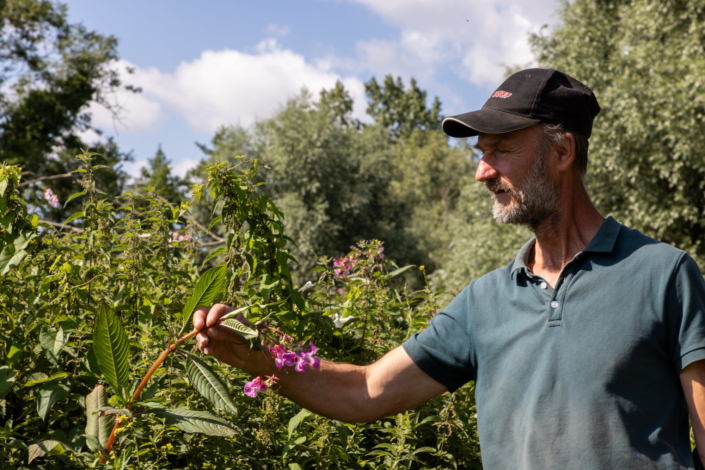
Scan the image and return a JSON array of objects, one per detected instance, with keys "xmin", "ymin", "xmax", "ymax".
[
  {"xmin": 346, "ymin": 0, "xmax": 558, "ymax": 88},
  {"xmin": 90, "ymin": 41, "xmax": 367, "ymax": 136},
  {"xmin": 173, "ymin": 158, "xmax": 200, "ymax": 179},
  {"xmin": 88, "ymin": 62, "xmax": 164, "ymax": 133}
]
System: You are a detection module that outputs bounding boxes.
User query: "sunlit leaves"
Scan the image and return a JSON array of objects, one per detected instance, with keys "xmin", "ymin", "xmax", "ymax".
[
  {"xmin": 27, "ymin": 440, "xmax": 73, "ymax": 464},
  {"xmin": 152, "ymin": 408, "xmax": 237, "ymax": 436},
  {"xmin": 93, "ymin": 300, "xmax": 130, "ymax": 393},
  {"xmin": 39, "ymin": 327, "xmax": 66, "ymax": 366},
  {"xmin": 180, "ymin": 265, "xmax": 226, "ymax": 335},
  {"xmin": 85, "ymin": 385, "xmax": 115, "ymax": 452},
  {"xmin": 183, "ymin": 353, "xmax": 238, "ymax": 415},
  {"xmin": 37, "ymin": 385, "xmax": 67, "ymax": 421}
]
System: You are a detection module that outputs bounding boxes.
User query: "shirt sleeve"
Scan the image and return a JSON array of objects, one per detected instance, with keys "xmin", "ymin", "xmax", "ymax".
[
  {"xmin": 667, "ymin": 253, "xmax": 705, "ymax": 372},
  {"xmin": 402, "ymin": 286, "xmax": 475, "ymax": 392}
]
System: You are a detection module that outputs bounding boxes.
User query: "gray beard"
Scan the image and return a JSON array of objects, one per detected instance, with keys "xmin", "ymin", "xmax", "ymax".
[{"xmin": 485, "ymin": 152, "xmax": 560, "ymax": 228}]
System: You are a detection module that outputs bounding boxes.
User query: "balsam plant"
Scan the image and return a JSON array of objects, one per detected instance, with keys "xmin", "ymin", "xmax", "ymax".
[{"xmin": 1, "ymin": 154, "xmax": 482, "ymax": 469}]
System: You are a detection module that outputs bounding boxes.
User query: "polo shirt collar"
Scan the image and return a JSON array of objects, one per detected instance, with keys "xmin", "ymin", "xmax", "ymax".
[{"xmin": 510, "ymin": 216, "xmax": 622, "ymax": 279}]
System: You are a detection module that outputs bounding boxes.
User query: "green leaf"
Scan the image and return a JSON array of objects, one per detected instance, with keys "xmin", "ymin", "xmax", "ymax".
[
  {"xmin": 86, "ymin": 435, "xmax": 109, "ymax": 459},
  {"xmin": 200, "ymin": 247, "xmax": 225, "ymax": 269},
  {"xmin": 0, "ymin": 366, "xmax": 17, "ymax": 397},
  {"xmin": 153, "ymin": 408, "xmax": 237, "ymax": 436},
  {"xmin": 288, "ymin": 408, "xmax": 311, "ymax": 439},
  {"xmin": 181, "ymin": 265, "xmax": 226, "ymax": 335},
  {"xmin": 63, "ymin": 192, "xmax": 85, "ymax": 208},
  {"xmin": 37, "ymin": 385, "xmax": 67, "ymax": 421},
  {"xmin": 220, "ymin": 318, "xmax": 258, "ymax": 341},
  {"xmin": 208, "ymin": 215, "xmax": 222, "ymax": 232},
  {"xmin": 0, "ymin": 244, "xmax": 26, "ymax": 276},
  {"xmin": 39, "ymin": 327, "xmax": 66, "ymax": 366},
  {"xmin": 289, "ymin": 463, "xmax": 304, "ymax": 470},
  {"xmin": 412, "ymin": 446, "xmax": 437, "ymax": 455},
  {"xmin": 85, "ymin": 385, "xmax": 115, "ymax": 452},
  {"xmin": 63, "ymin": 211, "xmax": 84, "ymax": 226},
  {"xmin": 183, "ymin": 353, "xmax": 238, "ymax": 415},
  {"xmin": 0, "ymin": 179, "xmax": 7, "ymax": 198},
  {"xmin": 386, "ymin": 265, "xmax": 416, "ymax": 279},
  {"xmin": 93, "ymin": 301, "xmax": 130, "ymax": 393},
  {"xmin": 27, "ymin": 440, "xmax": 71, "ymax": 463},
  {"xmin": 24, "ymin": 372, "xmax": 69, "ymax": 388}
]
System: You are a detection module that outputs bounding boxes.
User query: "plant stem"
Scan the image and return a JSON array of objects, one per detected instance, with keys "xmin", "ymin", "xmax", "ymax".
[{"xmin": 100, "ymin": 328, "xmax": 199, "ymax": 462}]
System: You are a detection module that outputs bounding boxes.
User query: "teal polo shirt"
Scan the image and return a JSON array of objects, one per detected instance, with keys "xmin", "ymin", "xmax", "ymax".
[{"xmin": 403, "ymin": 217, "xmax": 705, "ymax": 469}]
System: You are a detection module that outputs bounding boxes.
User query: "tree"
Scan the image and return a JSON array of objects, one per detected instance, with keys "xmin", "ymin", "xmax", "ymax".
[
  {"xmin": 530, "ymin": 0, "xmax": 705, "ymax": 267},
  {"xmin": 139, "ymin": 146, "xmax": 184, "ymax": 203},
  {"xmin": 1, "ymin": 0, "xmax": 135, "ymax": 219},
  {"xmin": 365, "ymin": 75, "xmax": 441, "ymax": 139}
]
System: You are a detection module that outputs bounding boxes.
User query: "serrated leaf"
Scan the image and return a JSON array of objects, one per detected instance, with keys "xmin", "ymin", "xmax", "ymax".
[
  {"xmin": 200, "ymin": 247, "xmax": 225, "ymax": 269},
  {"xmin": 183, "ymin": 353, "xmax": 238, "ymax": 415},
  {"xmin": 86, "ymin": 385, "xmax": 115, "ymax": 452},
  {"xmin": 39, "ymin": 327, "xmax": 66, "ymax": 366},
  {"xmin": 288, "ymin": 408, "xmax": 311, "ymax": 439},
  {"xmin": 63, "ymin": 192, "xmax": 85, "ymax": 208},
  {"xmin": 37, "ymin": 385, "xmax": 67, "ymax": 421},
  {"xmin": 93, "ymin": 301, "xmax": 130, "ymax": 393},
  {"xmin": 0, "ymin": 366, "xmax": 17, "ymax": 397},
  {"xmin": 208, "ymin": 215, "xmax": 222, "ymax": 232},
  {"xmin": 27, "ymin": 440, "xmax": 68, "ymax": 463},
  {"xmin": 0, "ymin": 244, "xmax": 26, "ymax": 276},
  {"xmin": 63, "ymin": 211, "xmax": 84, "ymax": 226},
  {"xmin": 153, "ymin": 408, "xmax": 237, "ymax": 436},
  {"xmin": 220, "ymin": 318, "xmax": 258, "ymax": 341},
  {"xmin": 412, "ymin": 446, "xmax": 437, "ymax": 455},
  {"xmin": 180, "ymin": 265, "xmax": 226, "ymax": 335}
]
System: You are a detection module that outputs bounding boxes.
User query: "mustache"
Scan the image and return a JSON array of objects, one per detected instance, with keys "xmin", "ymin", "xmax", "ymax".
[{"xmin": 484, "ymin": 178, "xmax": 513, "ymax": 195}]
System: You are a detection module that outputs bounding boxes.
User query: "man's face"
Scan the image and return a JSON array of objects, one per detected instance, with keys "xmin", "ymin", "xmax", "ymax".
[{"xmin": 474, "ymin": 125, "xmax": 559, "ymax": 227}]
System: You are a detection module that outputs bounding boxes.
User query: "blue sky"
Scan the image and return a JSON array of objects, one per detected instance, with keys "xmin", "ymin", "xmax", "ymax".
[{"xmin": 64, "ymin": 0, "xmax": 559, "ymax": 178}]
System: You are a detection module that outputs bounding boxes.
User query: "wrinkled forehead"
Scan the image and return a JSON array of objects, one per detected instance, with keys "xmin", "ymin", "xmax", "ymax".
[{"xmin": 475, "ymin": 125, "xmax": 543, "ymax": 151}]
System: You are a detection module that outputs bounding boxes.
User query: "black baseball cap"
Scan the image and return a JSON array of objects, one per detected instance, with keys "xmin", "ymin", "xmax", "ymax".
[{"xmin": 442, "ymin": 68, "xmax": 601, "ymax": 138}]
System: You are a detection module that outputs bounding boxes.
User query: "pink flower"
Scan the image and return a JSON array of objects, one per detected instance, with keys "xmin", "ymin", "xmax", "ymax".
[
  {"xmin": 244, "ymin": 376, "xmax": 267, "ymax": 397},
  {"xmin": 294, "ymin": 341, "xmax": 320, "ymax": 372},
  {"xmin": 270, "ymin": 344, "xmax": 298, "ymax": 369},
  {"xmin": 43, "ymin": 189, "xmax": 61, "ymax": 209}
]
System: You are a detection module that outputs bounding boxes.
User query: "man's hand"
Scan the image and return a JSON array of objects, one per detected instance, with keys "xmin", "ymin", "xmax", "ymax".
[{"xmin": 194, "ymin": 304, "xmax": 268, "ymax": 376}]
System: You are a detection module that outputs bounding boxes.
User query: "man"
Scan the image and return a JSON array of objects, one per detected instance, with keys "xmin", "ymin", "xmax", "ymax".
[{"xmin": 195, "ymin": 69, "xmax": 705, "ymax": 469}]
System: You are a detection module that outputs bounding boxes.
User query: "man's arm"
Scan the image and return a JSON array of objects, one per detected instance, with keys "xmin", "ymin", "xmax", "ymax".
[
  {"xmin": 194, "ymin": 304, "xmax": 448, "ymax": 422},
  {"xmin": 680, "ymin": 359, "xmax": 705, "ymax": 464}
]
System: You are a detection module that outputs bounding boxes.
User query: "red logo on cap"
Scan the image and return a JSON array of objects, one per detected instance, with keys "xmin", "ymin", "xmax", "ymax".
[{"xmin": 491, "ymin": 91, "xmax": 512, "ymax": 99}]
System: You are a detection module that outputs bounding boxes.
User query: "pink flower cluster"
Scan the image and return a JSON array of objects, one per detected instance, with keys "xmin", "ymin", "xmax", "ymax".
[
  {"xmin": 171, "ymin": 230, "xmax": 192, "ymax": 242},
  {"xmin": 332, "ymin": 246, "xmax": 385, "ymax": 279},
  {"xmin": 270, "ymin": 341, "xmax": 320, "ymax": 372},
  {"xmin": 43, "ymin": 189, "xmax": 60, "ymax": 209},
  {"xmin": 243, "ymin": 342, "xmax": 320, "ymax": 398}
]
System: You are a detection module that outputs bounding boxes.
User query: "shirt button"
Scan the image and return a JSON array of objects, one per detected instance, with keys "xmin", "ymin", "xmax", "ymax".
[
  {"xmin": 540, "ymin": 282, "xmax": 547, "ymax": 289},
  {"xmin": 550, "ymin": 301, "xmax": 559, "ymax": 309}
]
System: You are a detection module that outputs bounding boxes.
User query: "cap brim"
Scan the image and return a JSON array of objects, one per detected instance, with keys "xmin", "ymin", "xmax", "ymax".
[{"xmin": 442, "ymin": 109, "xmax": 541, "ymax": 138}]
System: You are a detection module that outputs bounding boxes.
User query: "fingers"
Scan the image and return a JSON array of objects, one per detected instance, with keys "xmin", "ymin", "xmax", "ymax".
[
  {"xmin": 206, "ymin": 303, "xmax": 236, "ymax": 327},
  {"xmin": 208, "ymin": 325, "xmax": 249, "ymax": 345},
  {"xmin": 193, "ymin": 306, "xmax": 209, "ymax": 331}
]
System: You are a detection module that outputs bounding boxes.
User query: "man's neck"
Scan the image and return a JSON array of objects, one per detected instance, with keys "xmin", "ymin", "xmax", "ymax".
[{"xmin": 527, "ymin": 180, "xmax": 605, "ymax": 287}]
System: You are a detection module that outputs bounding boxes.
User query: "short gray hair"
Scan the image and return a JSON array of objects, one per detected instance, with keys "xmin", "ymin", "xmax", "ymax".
[{"xmin": 541, "ymin": 123, "xmax": 589, "ymax": 178}]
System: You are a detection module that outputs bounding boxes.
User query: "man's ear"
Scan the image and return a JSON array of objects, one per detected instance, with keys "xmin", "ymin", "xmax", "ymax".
[{"xmin": 555, "ymin": 132, "xmax": 576, "ymax": 173}]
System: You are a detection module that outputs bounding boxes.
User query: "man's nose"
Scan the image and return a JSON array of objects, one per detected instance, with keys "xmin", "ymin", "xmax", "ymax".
[{"xmin": 475, "ymin": 158, "xmax": 499, "ymax": 182}]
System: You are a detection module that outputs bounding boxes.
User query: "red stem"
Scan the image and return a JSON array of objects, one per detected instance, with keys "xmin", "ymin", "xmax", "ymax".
[{"xmin": 100, "ymin": 329, "xmax": 199, "ymax": 462}]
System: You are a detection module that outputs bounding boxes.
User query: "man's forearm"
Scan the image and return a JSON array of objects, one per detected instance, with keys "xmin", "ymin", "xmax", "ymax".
[{"xmin": 241, "ymin": 346, "xmax": 446, "ymax": 423}]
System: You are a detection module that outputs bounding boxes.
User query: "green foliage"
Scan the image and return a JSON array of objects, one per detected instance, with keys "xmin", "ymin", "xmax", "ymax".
[
  {"xmin": 0, "ymin": 157, "xmax": 481, "ymax": 469},
  {"xmin": 139, "ymin": 146, "xmax": 186, "ymax": 203},
  {"xmin": 366, "ymin": 75, "xmax": 442, "ymax": 138},
  {"xmin": 530, "ymin": 0, "xmax": 705, "ymax": 267},
  {"xmin": 1, "ymin": 0, "xmax": 134, "ymax": 219}
]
